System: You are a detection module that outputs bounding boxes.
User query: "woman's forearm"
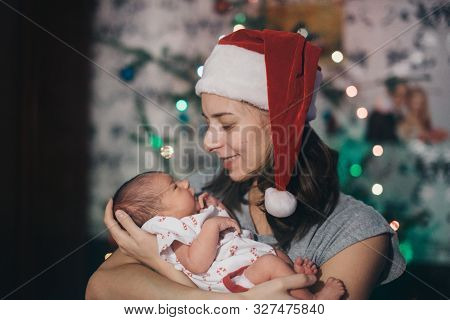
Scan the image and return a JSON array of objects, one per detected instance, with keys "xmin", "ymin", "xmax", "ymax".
[{"xmin": 86, "ymin": 262, "xmax": 236, "ymax": 300}]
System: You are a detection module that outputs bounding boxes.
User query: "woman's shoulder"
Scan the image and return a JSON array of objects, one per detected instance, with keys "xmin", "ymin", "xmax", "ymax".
[
  {"xmin": 326, "ymin": 193, "xmax": 393, "ymax": 235},
  {"xmin": 290, "ymin": 192, "xmax": 406, "ymax": 286}
]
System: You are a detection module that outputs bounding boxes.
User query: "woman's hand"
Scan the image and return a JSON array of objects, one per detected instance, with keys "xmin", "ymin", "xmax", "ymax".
[
  {"xmin": 239, "ymin": 273, "xmax": 317, "ymax": 300},
  {"xmin": 103, "ymin": 199, "xmax": 160, "ymax": 268}
]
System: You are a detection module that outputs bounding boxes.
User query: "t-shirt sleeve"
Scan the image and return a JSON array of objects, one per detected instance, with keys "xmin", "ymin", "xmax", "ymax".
[
  {"xmin": 141, "ymin": 216, "xmax": 198, "ymax": 256},
  {"xmin": 312, "ymin": 200, "xmax": 406, "ymax": 286}
]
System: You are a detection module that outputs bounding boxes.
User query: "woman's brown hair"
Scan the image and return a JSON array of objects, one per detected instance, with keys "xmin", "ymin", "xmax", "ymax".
[{"xmin": 405, "ymin": 86, "xmax": 432, "ymax": 131}]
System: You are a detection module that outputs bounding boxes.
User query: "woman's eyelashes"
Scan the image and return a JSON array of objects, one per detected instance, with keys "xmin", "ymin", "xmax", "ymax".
[
  {"xmin": 222, "ymin": 125, "xmax": 233, "ymax": 131},
  {"xmin": 202, "ymin": 122, "xmax": 234, "ymax": 131},
  {"xmin": 221, "ymin": 122, "xmax": 236, "ymax": 131}
]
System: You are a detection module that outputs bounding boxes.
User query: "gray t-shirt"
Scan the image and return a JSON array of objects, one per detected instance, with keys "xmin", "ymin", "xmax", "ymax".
[{"xmin": 234, "ymin": 192, "xmax": 406, "ymax": 286}]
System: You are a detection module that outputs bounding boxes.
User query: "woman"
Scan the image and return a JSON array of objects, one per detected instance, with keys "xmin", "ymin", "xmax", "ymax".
[
  {"xmin": 397, "ymin": 86, "xmax": 447, "ymax": 143},
  {"xmin": 86, "ymin": 29, "xmax": 405, "ymax": 299}
]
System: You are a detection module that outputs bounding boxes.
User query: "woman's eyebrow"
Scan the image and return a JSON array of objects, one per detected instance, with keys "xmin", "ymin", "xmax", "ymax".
[{"xmin": 201, "ymin": 112, "xmax": 234, "ymax": 118}]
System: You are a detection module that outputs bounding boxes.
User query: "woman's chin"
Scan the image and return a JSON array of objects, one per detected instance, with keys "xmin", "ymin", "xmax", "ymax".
[{"xmin": 227, "ymin": 168, "xmax": 249, "ymax": 182}]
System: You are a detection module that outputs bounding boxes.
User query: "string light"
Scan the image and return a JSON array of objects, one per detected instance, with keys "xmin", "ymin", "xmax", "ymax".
[
  {"xmin": 372, "ymin": 183, "xmax": 383, "ymax": 195},
  {"xmin": 149, "ymin": 134, "xmax": 163, "ymax": 149},
  {"xmin": 399, "ymin": 240, "xmax": 414, "ymax": 264},
  {"xmin": 233, "ymin": 24, "xmax": 245, "ymax": 32},
  {"xmin": 176, "ymin": 99, "xmax": 188, "ymax": 112},
  {"xmin": 197, "ymin": 66, "xmax": 204, "ymax": 77},
  {"xmin": 372, "ymin": 145, "xmax": 384, "ymax": 156},
  {"xmin": 331, "ymin": 50, "xmax": 344, "ymax": 63},
  {"xmin": 346, "ymin": 85, "xmax": 358, "ymax": 97},
  {"xmin": 356, "ymin": 107, "xmax": 368, "ymax": 119},
  {"xmin": 390, "ymin": 220, "xmax": 400, "ymax": 231},
  {"xmin": 160, "ymin": 145, "xmax": 174, "ymax": 159},
  {"xmin": 350, "ymin": 164, "xmax": 362, "ymax": 177},
  {"xmin": 234, "ymin": 13, "xmax": 246, "ymax": 24}
]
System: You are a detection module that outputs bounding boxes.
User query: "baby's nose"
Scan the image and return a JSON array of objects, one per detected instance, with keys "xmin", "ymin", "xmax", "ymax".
[{"xmin": 179, "ymin": 179, "xmax": 190, "ymax": 189}]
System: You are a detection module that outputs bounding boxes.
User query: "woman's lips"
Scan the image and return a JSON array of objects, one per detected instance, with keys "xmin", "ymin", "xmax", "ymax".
[{"xmin": 223, "ymin": 155, "xmax": 239, "ymax": 169}]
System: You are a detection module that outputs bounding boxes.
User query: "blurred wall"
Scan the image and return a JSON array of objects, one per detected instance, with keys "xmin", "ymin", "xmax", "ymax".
[
  {"xmin": 1, "ymin": 0, "xmax": 95, "ymax": 299},
  {"xmin": 343, "ymin": 0, "xmax": 450, "ymax": 130}
]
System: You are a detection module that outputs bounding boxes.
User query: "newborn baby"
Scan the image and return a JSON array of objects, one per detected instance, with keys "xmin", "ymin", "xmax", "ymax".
[{"xmin": 113, "ymin": 171, "xmax": 345, "ymax": 299}]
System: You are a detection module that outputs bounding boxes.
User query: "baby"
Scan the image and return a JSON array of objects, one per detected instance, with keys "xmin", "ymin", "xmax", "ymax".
[{"xmin": 113, "ymin": 171, "xmax": 345, "ymax": 299}]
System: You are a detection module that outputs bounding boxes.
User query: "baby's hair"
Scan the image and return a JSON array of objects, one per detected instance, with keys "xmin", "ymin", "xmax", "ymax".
[{"xmin": 112, "ymin": 170, "xmax": 166, "ymax": 227}]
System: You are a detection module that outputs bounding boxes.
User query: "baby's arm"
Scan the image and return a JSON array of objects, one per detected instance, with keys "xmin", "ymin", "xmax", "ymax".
[{"xmin": 171, "ymin": 216, "xmax": 240, "ymax": 274}]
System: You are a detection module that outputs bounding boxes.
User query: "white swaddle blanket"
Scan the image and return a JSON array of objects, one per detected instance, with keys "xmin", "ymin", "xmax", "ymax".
[{"xmin": 141, "ymin": 205, "xmax": 276, "ymax": 292}]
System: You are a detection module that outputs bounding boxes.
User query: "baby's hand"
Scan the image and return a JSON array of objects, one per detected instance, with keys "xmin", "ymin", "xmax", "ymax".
[
  {"xmin": 205, "ymin": 216, "xmax": 241, "ymax": 234},
  {"xmin": 197, "ymin": 192, "xmax": 227, "ymax": 211}
]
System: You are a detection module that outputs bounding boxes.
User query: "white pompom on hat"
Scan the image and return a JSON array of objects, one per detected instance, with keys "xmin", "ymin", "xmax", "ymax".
[{"xmin": 195, "ymin": 29, "xmax": 323, "ymax": 218}]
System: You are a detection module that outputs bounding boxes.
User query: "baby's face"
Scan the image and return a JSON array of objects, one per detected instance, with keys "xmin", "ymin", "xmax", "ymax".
[{"xmin": 156, "ymin": 173, "xmax": 197, "ymax": 219}]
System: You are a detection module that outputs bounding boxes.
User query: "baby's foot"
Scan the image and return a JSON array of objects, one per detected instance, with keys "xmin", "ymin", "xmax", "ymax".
[
  {"xmin": 294, "ymin": 257, "xmax": 318, "ymax": 275},
  {"xmin": 315, "ymin": 277, "xmax": 346, "ymax": 300}
]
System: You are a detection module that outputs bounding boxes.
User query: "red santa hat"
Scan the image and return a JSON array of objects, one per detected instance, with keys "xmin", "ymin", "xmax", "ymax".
[{"xmin": 195, "ymin": 29, "xmax": 323, "ymax": 218}]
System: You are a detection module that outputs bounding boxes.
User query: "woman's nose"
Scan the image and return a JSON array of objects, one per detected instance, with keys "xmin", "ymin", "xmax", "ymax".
[{"xmin": 203, "ymin": 126, "xmax": 223, "ymax": 152}]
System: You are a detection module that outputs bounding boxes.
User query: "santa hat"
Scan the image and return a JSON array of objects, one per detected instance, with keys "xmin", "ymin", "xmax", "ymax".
[{"xmin": 195, "ymin": 29, "xmax": 323, "ymax": 218}]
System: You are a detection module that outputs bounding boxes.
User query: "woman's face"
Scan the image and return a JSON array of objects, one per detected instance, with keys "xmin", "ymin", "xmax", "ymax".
[
  {"xmin": 201, "ymin": 93, "xmax": 270, "ymax": 182},
  {"xmin": 409, "ymin": 92, "xmax": 424, "ymax": 113}
]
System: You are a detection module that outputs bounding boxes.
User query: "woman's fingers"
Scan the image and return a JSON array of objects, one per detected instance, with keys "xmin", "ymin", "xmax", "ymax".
[
  {"xmin": 103, "ymin": 198, "xmax": 115, "ymax": 227},
  {"xmin": 242, "ymin": 273, "xmax": 316, "ymax": 300},
  {"xmin": 280, "ymin": 273, "xmax": 317, "ymax": 290},
  {"xmin": 115, "ymin": 210, "xmax": 145, "ymax": 241},
  {"xmin": 104, "ymin": 199, "xmax": 128, "ymax": 238},
  {"xmin": 103, "ymin": 199, "xmax": 134, "ymax": 252}
]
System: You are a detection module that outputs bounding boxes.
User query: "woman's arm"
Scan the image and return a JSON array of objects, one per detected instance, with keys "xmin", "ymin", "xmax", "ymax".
[
  {"xmin": 86, "ymin": 250, "xmax": 317, "ymax": 300},
  {"xmin": 310, "ymin": 233, "xmax": 389, "ymax": 299},
  {"xmin": 86, "ymin": 249, "xmax": 201, "ymax": 300},
  {"xmin": 86, "ymin": 199, "xmax": 317, "ymax": 299}
]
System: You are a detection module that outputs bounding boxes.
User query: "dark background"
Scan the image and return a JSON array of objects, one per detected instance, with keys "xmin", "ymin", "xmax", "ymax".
[{"xmin": 0, "ymin": 0, "xmax": 448, "ymax": 299}]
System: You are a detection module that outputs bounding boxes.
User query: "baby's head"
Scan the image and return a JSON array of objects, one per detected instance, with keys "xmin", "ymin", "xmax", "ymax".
[{"xmin": 113, "ymin": 171, "xmax": 197, "ymax": 227}]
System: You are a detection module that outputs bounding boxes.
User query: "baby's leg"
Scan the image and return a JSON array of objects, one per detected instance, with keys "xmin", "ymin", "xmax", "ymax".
[
  {"xmin": 244, "ymin": 255, "xmax": 345, "ymax": 300},
  {"xmin": 243, "ymin": 254, "xmax": 315, "ymax": 300}
]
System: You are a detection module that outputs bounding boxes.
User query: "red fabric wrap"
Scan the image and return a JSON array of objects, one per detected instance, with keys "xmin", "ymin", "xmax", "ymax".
[{"xmin": 221, "ymin": 265, "xmax": 251, "ymax": 293}]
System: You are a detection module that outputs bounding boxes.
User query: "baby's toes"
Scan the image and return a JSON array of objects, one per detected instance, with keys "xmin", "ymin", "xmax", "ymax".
[
  {"xmin": 293, "ymin": 262, "xmax": 306, "ymax": 274},
  {"xmin": 326, "ymin": 277, "xmax": 346, "ymax": 292},
  {"xmin": 311, "ymin": 265, "xmax": 318, "ymax": 274},
  {"xmin": 294, "ymin": 257, "xmax": 303, "ymax": 266},
  {"xmin": 306, "ymin": 259, "xmax": 315, "ymax": 268},
  {"xmin": 299, "ymin": 258, "xmax": 312, "ymax": 272}
]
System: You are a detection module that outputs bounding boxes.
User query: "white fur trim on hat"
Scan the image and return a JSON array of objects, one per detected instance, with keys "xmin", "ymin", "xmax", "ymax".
[
  {"xmin": 195, "ymin": 43, "xmax": 322, "ymax": 122},
  {"xmin": 195, "ymin": 44, "xmax": 268, "ymax": 110},
  {"xmin": 264, "ymin": 187, "xmax": 297, "ymax": 218}
]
